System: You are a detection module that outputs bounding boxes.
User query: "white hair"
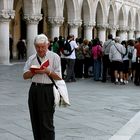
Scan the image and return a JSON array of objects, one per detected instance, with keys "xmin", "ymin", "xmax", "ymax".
[
  {"xmin": 114, "ymin": 36, "xmax": 120, "ymax": 43},
  {"xmin": 34, "ymin": 34, "xmax": 49, "ymax": 45}
]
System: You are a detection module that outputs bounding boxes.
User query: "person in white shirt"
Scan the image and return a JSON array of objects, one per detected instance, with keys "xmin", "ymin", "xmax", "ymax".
[
  {"xmin": 109, "ymin": 37, "xmax": 126, "ymax": 84},
  {"xmin": 127, "ymin": 40, "xmax": 137, "ymax": 81},
  {"xmin": 63, "ymin": 34, "xmax": 79, "ymax": 82},
  {"xmin": 23, "ymin": 34, "xmax": 61, "ymax": 140}
]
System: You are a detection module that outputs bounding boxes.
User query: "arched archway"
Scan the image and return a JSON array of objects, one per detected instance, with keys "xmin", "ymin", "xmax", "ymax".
[
  {"xmin": 117, "ymin": 6, "xmax": 127, "ymax": 41},
  {"xmin": 11, "ymin": 0, "xmax": 27, "ymax": 58},
  {"xmin": 95, "ymin": 1, "xmax": 106, "ymax": 42},
  {"xmin": 128, "ymin": 11, "xmax": 133, "ymax": 29},
  {"xmin": 82, "ymin": 0, "xmax": 93, "ymax": 39},
  {"xmin": 108, "ymin": 5, "xmax": 114, "ymax": 26},
  {"xmin": 62, "ymin": 1, "xmax": 69, "ymax": 39},
  {"xmin": 135, "ymin": 12, "xmax": 140, "ymax": 38},
  {"xmin": 63, "ymin": 0, "xmax": 80, "ymax": 38},
  {"xmin": 128, "ymin": 10, "xmax": 135, "ymax": 39},
  {"xmin": 63, "ymin": 0, "xmax": 82, "ymax": 38},
  {"xmin": 118, "ymin": 7, "xmax": 125, "ymax": 28},
  {"xmin": 38, "ymin": 9, "xmax": 44, "ymax": 34},
  {"xmin": 108, "ymin": 5, "xmax": 115, "ymax": 37},
  {"xmin": 135, "ymin": 13, "xmax": 140, "ymax": 31},
  {"xmin": 20, "ymin": 8, "xmax": 27, "ymax": 40},
  {"xmin": 96, "ymin": 2, "xmax": 104, "ymax": 26}
]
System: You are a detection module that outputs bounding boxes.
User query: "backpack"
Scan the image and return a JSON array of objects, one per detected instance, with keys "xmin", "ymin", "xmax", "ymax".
[
  {"xmin": 92, "ymin": 45, "xmax": 102, "ymax": 59},
  {"xmin": 61, "ymin": 40, "xmax": 74, "ymax": 56},
  {"xmin": 128, "ymin": 49, "xmax": 134, "ymax": 59}
]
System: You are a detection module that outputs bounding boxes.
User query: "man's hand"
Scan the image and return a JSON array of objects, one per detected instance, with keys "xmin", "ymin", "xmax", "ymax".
[{"xmin": 35, "ymin": 66, "xmax": 50, "ymax": 75}]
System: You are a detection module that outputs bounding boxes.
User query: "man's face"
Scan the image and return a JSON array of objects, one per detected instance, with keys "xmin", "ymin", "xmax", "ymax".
[{"xmin": 35, "ymin": 43, "xmax": 48, "ymax": 58}]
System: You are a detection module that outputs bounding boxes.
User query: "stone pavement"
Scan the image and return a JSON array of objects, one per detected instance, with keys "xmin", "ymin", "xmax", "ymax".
[{"xmin": 0, "ymin": 62, "xmax": 140, "ymax": 140}]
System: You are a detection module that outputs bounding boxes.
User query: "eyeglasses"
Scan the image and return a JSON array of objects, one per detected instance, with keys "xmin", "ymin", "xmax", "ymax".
[{"xmin": 35, "ymin": 45, "xmax": 47, "ymax": 51}]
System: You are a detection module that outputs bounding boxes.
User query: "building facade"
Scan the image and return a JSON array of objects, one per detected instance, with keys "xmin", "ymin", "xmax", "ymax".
[{"xmin": 0, "ymin": 0, "xmax": 140, "ymax": 64}]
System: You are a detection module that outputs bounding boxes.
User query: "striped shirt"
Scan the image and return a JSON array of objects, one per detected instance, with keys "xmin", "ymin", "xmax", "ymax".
[{"xmin": 23, "ymin": 50, "xmax": 62, "ymax": 84}]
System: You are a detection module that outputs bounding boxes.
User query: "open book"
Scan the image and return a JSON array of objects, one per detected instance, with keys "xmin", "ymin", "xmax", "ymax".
[{"xmin": 30, "ymin": 59, "xmax": 49, "ymax": 73}]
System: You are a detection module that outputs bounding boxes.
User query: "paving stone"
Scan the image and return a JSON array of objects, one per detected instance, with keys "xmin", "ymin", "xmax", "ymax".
[{"xmin": 1, "ymin": 63, "xmax": 140, "ymax": 140}]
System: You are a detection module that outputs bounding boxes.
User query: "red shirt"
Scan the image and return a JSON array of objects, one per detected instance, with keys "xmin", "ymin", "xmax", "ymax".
[{"xmin": 135, "ymin": 43, "xmax": 140, "ymax": 57}]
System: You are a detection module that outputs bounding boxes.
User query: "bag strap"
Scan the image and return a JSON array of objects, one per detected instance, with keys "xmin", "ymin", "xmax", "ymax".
[
  {"xmin": 131, "ymin": 48, "xmax": 135, "ymax": 53},
  {"xmin": 36, "ymin": 55, "xmax": 58, "ymax": 89},
  {"xmin": 114, "ymin": 45, "xmax": 124, "ymax": 56},
  {"xmin": 67, "ymin": 40, "xmax": 75, "ymax": 52},
  {"xmin": 123, "ymin": 47, "xmax": 127, "ymax": 57},
  {"xmin": 36, "ymin": 54, "xmax": 41, "ymax": 65},
  {"xmin": 105, "ymin": 40, "xmax": 112, "ymax": 50},
  {"xmin": 37, "ymin": 55, "xmax": 65, "ymax": 107}
]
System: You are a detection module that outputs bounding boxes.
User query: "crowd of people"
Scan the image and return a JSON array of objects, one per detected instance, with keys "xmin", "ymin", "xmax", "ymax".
[
  {"xmin": 10, "ymin": 33, "xmax": 140, "ymax": 86},
  {"xmin": 49, "ymin": 34, "xmax": 140, "ymax": 86}
]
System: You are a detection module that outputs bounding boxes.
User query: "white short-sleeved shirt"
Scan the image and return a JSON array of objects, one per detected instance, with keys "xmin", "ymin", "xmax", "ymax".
[
  {"xmin": 109, "ymin": 43, "xmax": 125, "ymax": 62},
  {"xmin": 23, "ymin": 50, "xmax": 62, "ymax": 84},
  {"xmin": 62, "ymin": 40, "xmax": 78, "ymax": 59},
  {"xmin": 103, "ymin": 39, "xmax": 115, "ymax": 55}
]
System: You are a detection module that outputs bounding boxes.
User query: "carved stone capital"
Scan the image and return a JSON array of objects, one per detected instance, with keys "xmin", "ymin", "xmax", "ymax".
[
  {"xmin": 83, "ymin": 22, "xmax": 95, "ymax": 28},
  {"xmin": 8, "ymin": 10, "xmax": 15, "ymax": 19},
  {"xmin": 118, "ymin": 26, "xmax": 128, "ymax": 32},
  {"xmin": 24, "ymin": 14, "xmax": 42, "ymax": 24},
  {"xmin": 48, "ymin": 17, "xmax": 64, "ymax": 26},
  {"xmin": 0, "ymin": 10, "xmax": 15, "ymax": 21},
  {"xmin": 97, "ymin": 23, "xmax": 108, "ymax": 30},
  {"xmin": 68, "ymin": 19, "xmax": 82, "ymax": 28},
  {"xmin": 108, "ymin": 24, "xmax": 118, "ymax": 30},
  {"xmin": 135, "ymin": 30, "xmax": 140, "ymax": 33},
  {"xmin": 129, "ymin": 27, "xmax": 135, "ymax": 32},
  {"xmin": 0, "ymin": 17, "xmax": 10, "ymax": 22}
]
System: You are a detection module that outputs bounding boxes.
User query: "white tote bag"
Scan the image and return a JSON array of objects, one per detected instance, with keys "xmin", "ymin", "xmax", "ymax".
[{"xmin": 53, "ymin": 80, "xmax": 70, "ymax": 107}]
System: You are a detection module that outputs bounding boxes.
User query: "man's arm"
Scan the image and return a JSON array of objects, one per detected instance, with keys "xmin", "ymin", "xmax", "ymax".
[
  {"xmin": 31, "ymin": 67, "xmax": 62, "ymax": 80},
  {"xmin": 23, "ymin": 71, "xmax": 34, "ymax": 80}
]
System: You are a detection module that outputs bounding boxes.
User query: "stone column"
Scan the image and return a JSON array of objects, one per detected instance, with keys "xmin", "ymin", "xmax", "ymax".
[
  {"xmin": 68, "ymin": 20, "xmax": 82, "ymax": 38},
  {"xmin": 128, "ymin": 29, "xmax": 134, "ymax": 40},
  {"xmin": 97, "ymin": 24, "xmax": 107, "ymax": 43},
  {"xmin": 108, "ymin": 25, "xmax": 118, "ymax": 39},
  {"xmin": 24, "ymin": 14, "xmax": 42, "ymax": 58},
  {"xmin": 0, "ymin": 10, "xmax": 15, "ymax": 64},
  {"xmin": 118, "ymin": 27, "xmax": 127, "ymax": 42},
  {"xmin": 83, "ymin": 23, "xmax": 94, "ymax": 41},
  {"xmin": 135, "ymin": 30, "xmax": 140, "ymax": 39},
  {"xmin": 110, "ymin": 29, "xmax": 116, "ymax": 39},
  {"xmin": 48, "ymin": 17, "xmax": 64, "ymax": 40}
]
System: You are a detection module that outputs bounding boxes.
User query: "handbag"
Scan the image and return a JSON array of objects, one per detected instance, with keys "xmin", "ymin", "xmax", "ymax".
[
  {"xmin": 53, "ymin": 79, "xmax": 70, "ymax": 107},
  {"xmin": 36, "ymin": 55, "xmax": 70, "ymax": 107}
]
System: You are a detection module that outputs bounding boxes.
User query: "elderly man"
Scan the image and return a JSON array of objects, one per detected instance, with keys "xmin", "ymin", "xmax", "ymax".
[{"xmin": 23, "ymin": 34, "xmax": 62, "ymax": 140}]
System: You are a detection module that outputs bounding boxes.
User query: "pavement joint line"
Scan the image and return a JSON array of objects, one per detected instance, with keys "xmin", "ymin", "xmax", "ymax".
[
  {"xmin": 0, "ymin": 62, "xmax": 25, "ymax": 66},
  {"xmin": 109, "ymin": 111, "xmax": 140, "ymax": 140}
]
